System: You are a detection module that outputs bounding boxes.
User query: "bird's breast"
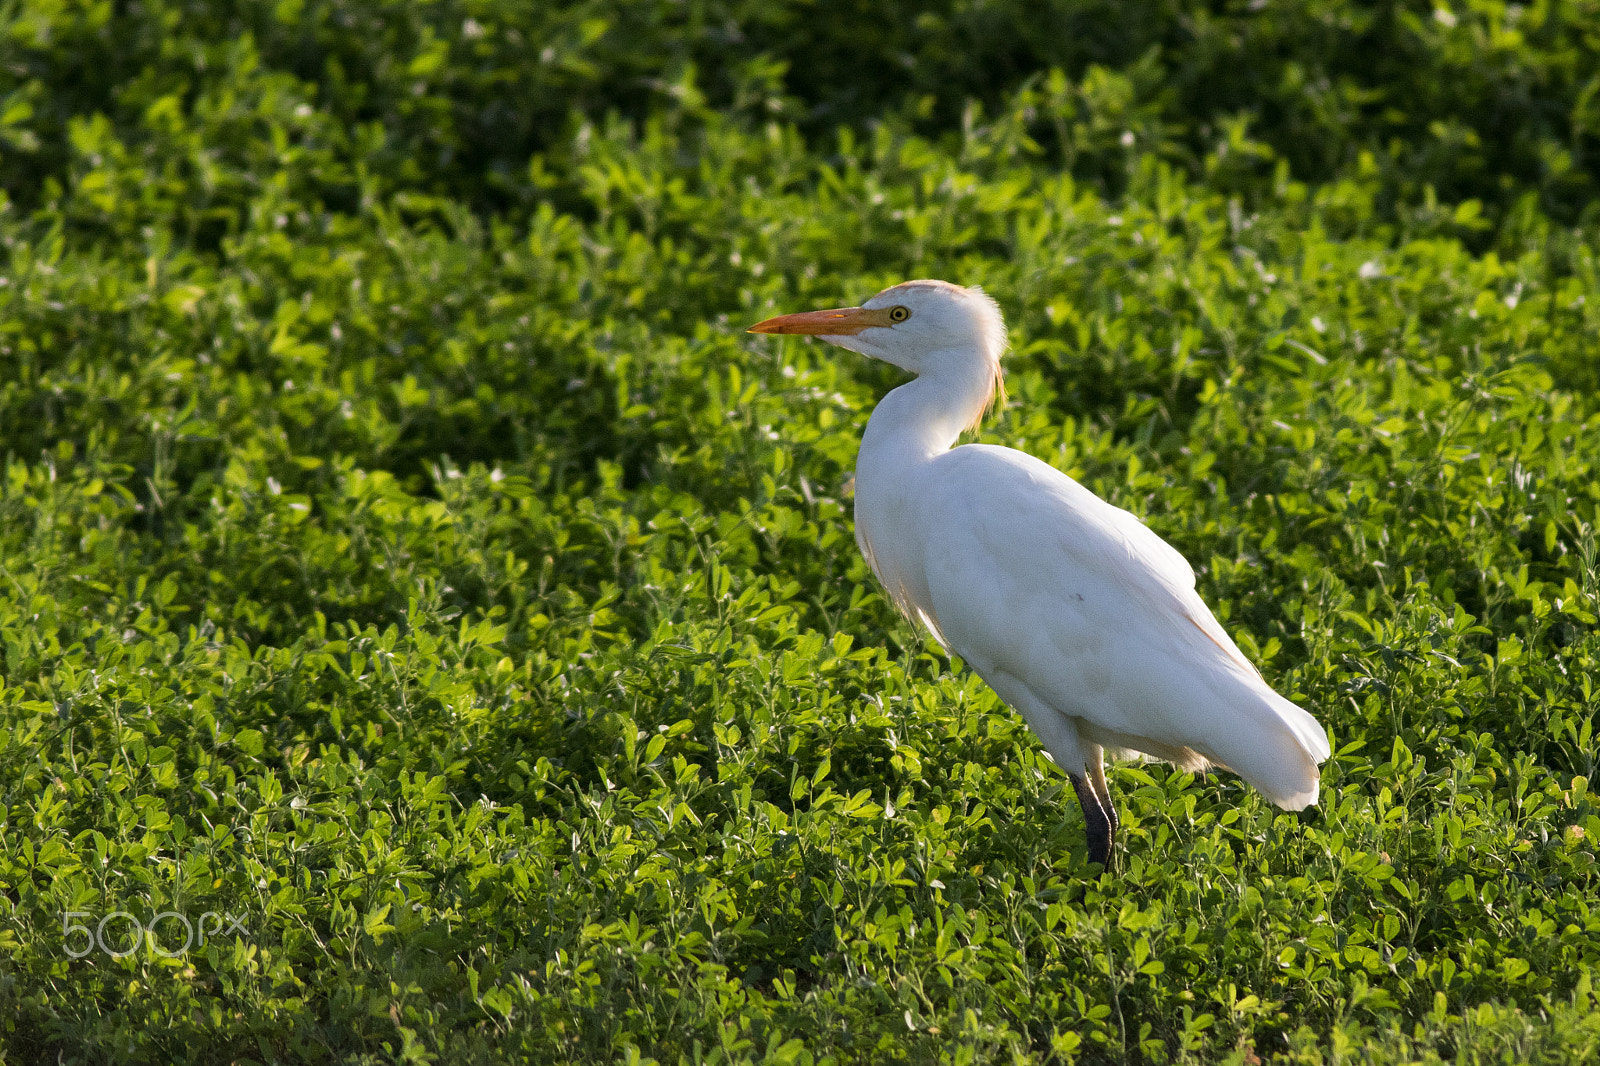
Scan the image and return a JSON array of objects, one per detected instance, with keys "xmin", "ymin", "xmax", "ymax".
[{"xmin": 852, "ymin": 464, "xmax": 941, "ymax": 635}]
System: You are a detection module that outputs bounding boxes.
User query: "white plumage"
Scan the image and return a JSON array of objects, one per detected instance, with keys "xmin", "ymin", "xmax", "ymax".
[{"xmin": 750, "ymin": 280, "xmax": 1330, "ymax": 866}]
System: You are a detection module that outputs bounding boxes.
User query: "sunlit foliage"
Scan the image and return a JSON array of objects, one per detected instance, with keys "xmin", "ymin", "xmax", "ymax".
[{"xmin": 4, "ymin": 1, "xmax": 1600, "ymax": 1062}]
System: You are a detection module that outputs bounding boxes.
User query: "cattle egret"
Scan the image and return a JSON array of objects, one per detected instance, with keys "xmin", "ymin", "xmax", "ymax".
[{"xmin": 749, "ymin": 280, "xmax": 1330, "ymax": 867}]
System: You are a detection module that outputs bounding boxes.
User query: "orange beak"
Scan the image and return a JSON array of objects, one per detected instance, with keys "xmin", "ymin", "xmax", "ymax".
[{"xmin": 747, "ymin": 306, "xmax": 895, "ymax": 336}]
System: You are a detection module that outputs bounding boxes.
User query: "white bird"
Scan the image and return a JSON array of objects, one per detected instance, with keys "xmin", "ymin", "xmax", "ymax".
[{"xmin": 749, "ymin": 280, "xmax": 1330, "ymax": 867}]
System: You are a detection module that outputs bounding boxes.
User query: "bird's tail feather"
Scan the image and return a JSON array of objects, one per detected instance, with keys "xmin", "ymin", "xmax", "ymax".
[{"xmin": 1218, "ymin": 689, "xmax": 1329, "ymax": 810}]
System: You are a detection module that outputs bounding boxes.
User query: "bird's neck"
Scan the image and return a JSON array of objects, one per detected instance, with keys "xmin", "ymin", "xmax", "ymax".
[{"xmin": 859, "ymin": 353, "xmax": 997, "ymax": 470}]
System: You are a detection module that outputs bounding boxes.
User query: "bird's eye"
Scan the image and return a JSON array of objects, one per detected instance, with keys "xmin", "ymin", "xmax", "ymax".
[{"xmin": 888, "ymin": 306, "xmax": 910, "ymax": 323}]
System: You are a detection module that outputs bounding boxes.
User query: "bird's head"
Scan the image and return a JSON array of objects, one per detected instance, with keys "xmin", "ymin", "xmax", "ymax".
[{"xmin": 748, "ymin": 280, "xmax": 1007, "ymax": 378}]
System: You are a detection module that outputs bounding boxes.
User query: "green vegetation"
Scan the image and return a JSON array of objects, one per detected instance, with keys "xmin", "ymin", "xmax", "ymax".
[{"xmin": 4, "ymin": 0, "xmax": 1600, "ymax": 1062}]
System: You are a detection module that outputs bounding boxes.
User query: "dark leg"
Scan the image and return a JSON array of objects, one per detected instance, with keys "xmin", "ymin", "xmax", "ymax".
[
  {"xmin": 1069, "ymin": 771, "xmax": 1113, "ymax": 869},
  {"xmin": 1086, "ymin": 744, "xmax": 1119, "ymax": 837}
]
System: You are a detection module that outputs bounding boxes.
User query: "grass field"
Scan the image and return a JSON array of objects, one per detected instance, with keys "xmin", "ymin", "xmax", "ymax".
[{"xmin": 4, "ymin": 1, "xmax": 1600, "ymax": 1062}]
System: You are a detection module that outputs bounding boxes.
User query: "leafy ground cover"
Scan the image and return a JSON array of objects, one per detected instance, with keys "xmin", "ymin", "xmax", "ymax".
[{"xmin": 4, "ymin": 0, "xmax": 1600, "ymax": 1062}]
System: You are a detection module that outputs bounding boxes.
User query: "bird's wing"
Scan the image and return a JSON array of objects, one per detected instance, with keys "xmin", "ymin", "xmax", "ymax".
[
  {"xmin": 918, "ymin": 443, "xmax": 1214, "ymax": 656},
  {"xmin": 915, "ymin": 444, "xmax": 1328, "ymax": 801},
  {"xmin": 1095, "ymin": 493, "xmax": 1266, "ymax": 681}
]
